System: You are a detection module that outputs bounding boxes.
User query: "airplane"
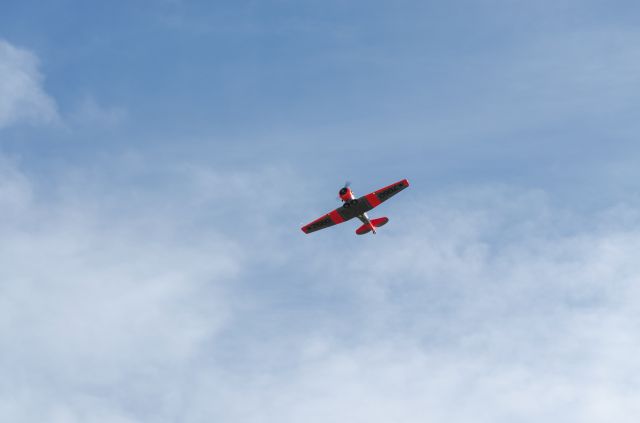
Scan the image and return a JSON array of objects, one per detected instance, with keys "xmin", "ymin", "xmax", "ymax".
[{"xmin": 301, "ymin": 179, "xmax": 410, "ymax": 235}]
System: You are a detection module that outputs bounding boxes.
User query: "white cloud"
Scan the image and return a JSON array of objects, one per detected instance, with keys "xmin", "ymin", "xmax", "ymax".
[
  {"xmin": 2, "ymin": 158, "xmax": 640, "ymax": 422},
  {"xmin": 0, "ymin": 157, "xmax": 241, "ymax": 422},
  {"xmin": 283, "ymin": 188, "xmax": 640, "ymax": 422},
  {"xmin": 0, "ymin": 40, "xmax": 59, "ymax": 128}
]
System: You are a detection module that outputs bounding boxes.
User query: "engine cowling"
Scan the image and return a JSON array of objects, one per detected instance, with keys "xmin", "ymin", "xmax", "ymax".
[{"xmin": 339, "ymin": 187, "xmax": 355, "ymax": 202}]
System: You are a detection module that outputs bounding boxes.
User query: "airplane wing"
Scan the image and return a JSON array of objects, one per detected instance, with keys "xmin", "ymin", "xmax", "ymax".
[
  {"xmin": 301, "ymin": 208, "xmax": 353, "ymax": 234},
  {"xmin": 362, "ymin": 179, "xmax": 410, "ymax": 208}
]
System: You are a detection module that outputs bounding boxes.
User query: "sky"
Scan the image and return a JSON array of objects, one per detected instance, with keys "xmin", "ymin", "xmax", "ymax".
[{"xmin": 1, "ymin": 1, "xmax": 640, "ymax": 422}]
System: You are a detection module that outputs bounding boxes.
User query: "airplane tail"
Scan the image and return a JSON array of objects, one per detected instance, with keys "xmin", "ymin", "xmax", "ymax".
[{"xmin": 355, "ymin": 217, "xmax": 389, "ymax": 235}]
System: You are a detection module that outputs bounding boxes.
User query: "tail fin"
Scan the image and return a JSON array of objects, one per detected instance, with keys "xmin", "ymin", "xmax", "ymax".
[{"xmin": 371, "ymin": 217, "xmax": 389, "ymax": 227}]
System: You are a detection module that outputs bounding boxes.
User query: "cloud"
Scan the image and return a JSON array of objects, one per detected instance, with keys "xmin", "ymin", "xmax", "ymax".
[
  {"xmin": 0, "ymin": 39, "xmax": 59, "ymax": 129},
  {"xmin": 283, "ymin": 187, "xmax": 640, "ymax": 422},
  {"xmin": 2, "ymin": 156, "xmax": 640, "ymax": 422},
  {"xmin": 0, "ymin": 156, "xmax": 241, "ymax": 422}
]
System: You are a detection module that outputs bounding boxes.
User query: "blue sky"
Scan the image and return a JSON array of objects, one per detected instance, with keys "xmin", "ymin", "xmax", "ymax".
[
  {"xmin": 3, "ymin": 1, "xmax": 640, "ymax": 201},
  {"xmin": 2, "ymin": 1, "xmax": 640, "ymax": 422}
]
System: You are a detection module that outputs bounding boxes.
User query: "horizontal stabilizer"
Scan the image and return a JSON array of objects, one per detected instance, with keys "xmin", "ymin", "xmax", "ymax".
[
  {"xmin": 371, "ymin": 217, "xmax": 389, "ymax": 227},
  {"xmin": 356, "ymin": 223, "xmax": 373, "ymax": 235},
  {"xmin": 356, "ymin": 217, "xmax": 389, "ymax": 235}
]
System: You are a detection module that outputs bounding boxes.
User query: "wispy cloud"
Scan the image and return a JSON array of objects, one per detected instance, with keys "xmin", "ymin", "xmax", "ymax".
[
  {"xmin": 0, "ymin": 40, "xmax": 59, "ymax": 129},
  {"xmin": 2, "ymin": 156, "xmax": 640, "ymax": 422},
  {"xmin": 69, "ymin": 95, "xmax": 127, "ymax": 128}
]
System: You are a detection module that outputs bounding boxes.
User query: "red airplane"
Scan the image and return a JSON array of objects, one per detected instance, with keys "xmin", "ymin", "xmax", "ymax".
[{"xmin": 301, "ymin": 179, "xmax": 410, "ymax": 235}]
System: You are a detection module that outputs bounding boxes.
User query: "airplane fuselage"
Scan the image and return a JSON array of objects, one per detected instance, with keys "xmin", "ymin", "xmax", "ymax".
[{"xmin": 339, "ymin": 187, "xmax": 376, "ymax": 234}]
